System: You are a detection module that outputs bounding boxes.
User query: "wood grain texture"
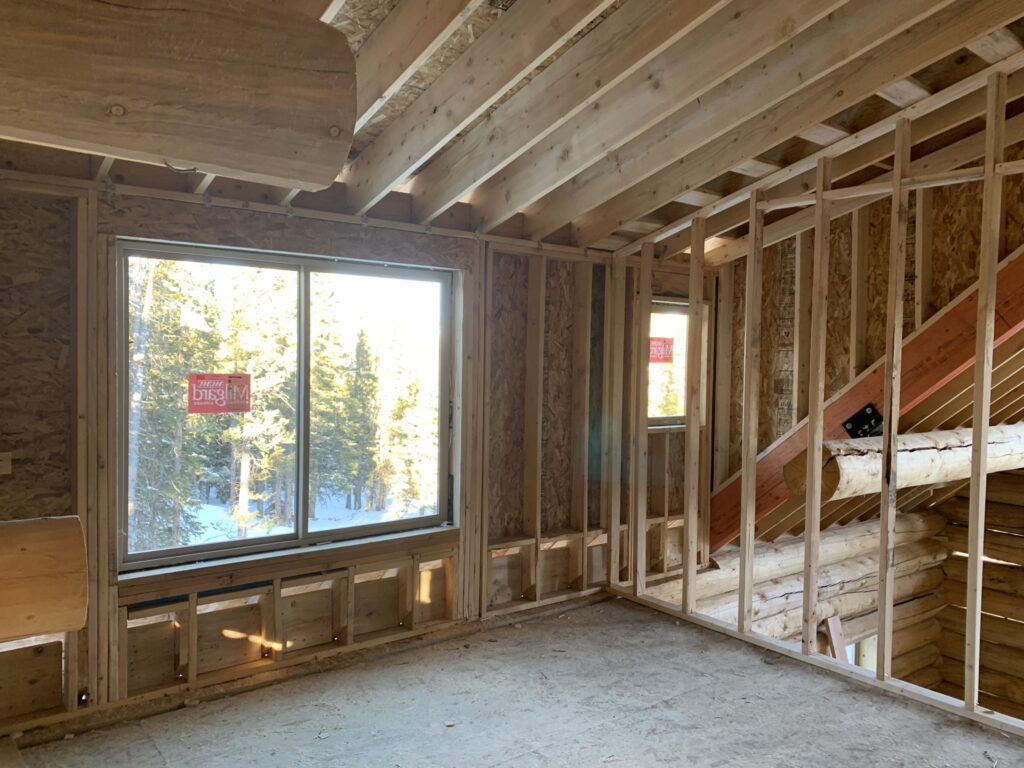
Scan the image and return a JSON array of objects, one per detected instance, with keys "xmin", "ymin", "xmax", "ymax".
[
  {"xmin": 0, "ymin": 192, "xmax": 73, "ymax": 522},
  {"xmin": 541, "ymin": 259, "xmax": 576, "ymax": 534},
  {"xmin": 0, "ymin": 0, "xmax": 355, "ymax": 190}
]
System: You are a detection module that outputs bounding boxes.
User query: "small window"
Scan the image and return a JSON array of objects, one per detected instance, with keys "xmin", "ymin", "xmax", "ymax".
[
  {"xmin": 121, "ymin": 242, "xmax": 450, "ymax": 568},
  {"xmin": 647, "ymin": 300, "xmax": 707, "ymax": 426}
]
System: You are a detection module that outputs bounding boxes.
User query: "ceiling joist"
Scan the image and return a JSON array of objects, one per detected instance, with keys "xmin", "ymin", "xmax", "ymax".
[
  {"xmin": 342, "ymin": 0, "xmax": 616, "ymax": 215},
  {"xmin": 469, "ymin": 0, "xmax": 845, "ymax": 234},
  {"xmin": 565, "ymin": 0, "xmax": 1022, "ymax": 248}
]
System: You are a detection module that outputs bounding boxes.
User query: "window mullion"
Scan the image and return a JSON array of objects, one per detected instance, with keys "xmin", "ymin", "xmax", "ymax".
[{"xmin": 298, "ymin": 266, "xmax": 312, "ymax": 541}]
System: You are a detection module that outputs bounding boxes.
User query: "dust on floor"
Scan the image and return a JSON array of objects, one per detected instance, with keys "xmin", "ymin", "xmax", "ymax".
[{"xmin": 22, "ymin": 599, "xmax": 1024, "ymax": 767}]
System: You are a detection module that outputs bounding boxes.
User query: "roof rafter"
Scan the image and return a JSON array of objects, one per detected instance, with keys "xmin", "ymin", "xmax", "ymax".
[
  {"xmin": 564, "ymin": 0, "xmax": 1023, "ymax": 248},
  {"xmin": 517, "ymin": 0, "xmax": 951, "ymax": 243},
  {"xmin": 408, "ymin": 0, "xmax": 730, "ymax": 224},
  {"xmin": 342, "ymin": 0, "xmax": 616, "ymax": 215},
  {"xmin": 354, "ymin": 0, "xmax": 486, "ymax": 132},
  {"xmin": 467, "ymin": 0, "xmax": 847, "ymax": 234}
]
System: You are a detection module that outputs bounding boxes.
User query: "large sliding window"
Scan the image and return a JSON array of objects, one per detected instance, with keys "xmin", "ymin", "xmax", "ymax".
[{"xmin": 121, "ymin": 241, "xmax": 450, "ymax": 568}]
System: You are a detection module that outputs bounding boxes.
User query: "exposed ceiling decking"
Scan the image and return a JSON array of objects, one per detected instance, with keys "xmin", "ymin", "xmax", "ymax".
[{"xmin": 2, "ymin": 2, "xmax": 1023, "ymax": 256}]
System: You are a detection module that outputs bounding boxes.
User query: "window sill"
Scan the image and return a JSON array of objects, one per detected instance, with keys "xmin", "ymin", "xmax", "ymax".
[{"xmin": 117, "ymin": 524, "xmax": 459, "ymax": 607}]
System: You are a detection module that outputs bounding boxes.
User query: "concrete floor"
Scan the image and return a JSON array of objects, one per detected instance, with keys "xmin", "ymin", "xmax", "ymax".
[{"xmin": 22, "ymin": 599, "xmax": 1024, "ymax": 767}]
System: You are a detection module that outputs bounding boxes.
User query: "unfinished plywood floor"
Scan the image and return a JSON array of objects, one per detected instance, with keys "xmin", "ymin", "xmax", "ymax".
[{"xmin": 22, "ymin": 600, "xmax": 1024, "ymax": 767}]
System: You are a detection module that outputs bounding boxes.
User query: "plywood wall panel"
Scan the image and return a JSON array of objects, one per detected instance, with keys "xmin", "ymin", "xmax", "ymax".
[
  {"xmin": 541, "ymin": 259, "xmax": 575, "ymax": 534},
  {"xmin": 487, "ymin": 251, "xmax": 529, "ymax": 540},
  {"xmin": 825, "ymin": 214, "xmax": 852, "ymax": 401},
  {"xmin": 0, "ymin": 192, "xmax": 73, "ymax": 522},
  {"xmin": 0, "ymin": 641, "xmax": 63, "ymax": 720}
]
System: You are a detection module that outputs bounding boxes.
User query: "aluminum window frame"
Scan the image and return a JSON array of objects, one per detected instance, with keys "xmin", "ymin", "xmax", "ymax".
[
  {"xmin": 647, "ymin": 296, "xmax": 709, "ymax": 430},
  {"xmin": 117, "ymin": 238, "xmax": 454, "ymax": 571}
]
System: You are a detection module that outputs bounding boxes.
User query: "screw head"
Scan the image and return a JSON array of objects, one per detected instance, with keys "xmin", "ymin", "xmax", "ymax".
[
  {"xmin": 328, "ymin": 125, "xmax": 341, "ymax": 138},
  {"xmin": 108, "ymin": 104, "xmax": 126, "ymax": 117}
]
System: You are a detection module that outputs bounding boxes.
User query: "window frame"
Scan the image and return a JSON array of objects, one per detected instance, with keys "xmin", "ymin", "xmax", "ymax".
[
  {"xmin": 647, "ymin": 296, "xmax": 709, "ymax": 430},
  {"xmin": 117, "ymin": 239, "xmax": 454, "ymax": 572}
]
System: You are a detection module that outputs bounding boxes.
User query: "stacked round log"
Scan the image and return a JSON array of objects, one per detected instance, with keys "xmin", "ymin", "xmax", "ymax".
[{"xmin": 783, "ymin": 424, "xmax": 1024, "ymax": 502}]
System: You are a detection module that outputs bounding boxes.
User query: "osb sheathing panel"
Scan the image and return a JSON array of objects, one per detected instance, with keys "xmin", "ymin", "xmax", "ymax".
[
  {"xmin": 98, "ymin": 197, "xmax": 476, "ymax": 272},
  {"xmin": 0, "ymin": 192, "xmax": 73, "ymax": 521},
  {"xmin": 487, "ymin": 251, "xmax": 529, "ymax": 540},
  {"xmin": 541, "ymin": 259, "xmax": 576, "ymax": 534},
  {"xmin": 931, "ymin": 142, "xmax": 1024, "ymax": 310},
  {"xmin": 667, "ymin": 430, "xmax": 686, "ymax": 516},
  {"xmin": 865, "ymin": 198, "xmax": 917, "ymax": 366},
  {"xmin": 825, "ymin": 215, "xmax": 852, "ymax": 401},
  {"xmin": 729, "ymin": 260, "xmax": 745, "ymax": 475},
  {"xmin": 587, "ymin": 264, "xmax": 606, "ymax": 529},
  {"xmin": 759, "ymin": 238, "xmax": 793, "ymax": 451}
]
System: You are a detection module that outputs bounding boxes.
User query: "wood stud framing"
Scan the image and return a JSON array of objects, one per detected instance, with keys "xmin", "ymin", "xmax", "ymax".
[
  {"xmin": 684, "ymin": 220, "xmax": 706, "ymax": 614},
  {"xmin": 631, "ymin": 245, "xmax": 654, "ymax": 596},
  {"xmin": 876, "ymin": 118, "xmax": 912, "ymax": 681},
  {"xmin": 738, "ymin": 197, "xmax": 763, "ymax": 632},
  {"xmin": 802, "ymin": 158, "xmax": 832, "ymax": 655},
  {"xmin": 965, "ymin": 72, "xmax": 1007, "ymax": 712}
]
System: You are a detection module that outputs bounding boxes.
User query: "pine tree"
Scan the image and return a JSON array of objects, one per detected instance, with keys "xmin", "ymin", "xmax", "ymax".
[{"xmin": 344, "ymin": 330, "xmax": 380, "ymax": 510}]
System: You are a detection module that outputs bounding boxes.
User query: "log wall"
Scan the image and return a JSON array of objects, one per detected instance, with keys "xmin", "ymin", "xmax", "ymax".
[{"xmin": 935, "ymin": 472, "xmax": 1024, "ymax": 720}]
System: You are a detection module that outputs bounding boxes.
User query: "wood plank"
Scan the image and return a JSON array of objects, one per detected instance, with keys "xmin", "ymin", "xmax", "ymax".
[
  {"xmin": 738, "ymin": 199, "xmax": 762, "ymax": 631},
  {"xmin": 354, "ymin": 0, "xmax": 484, "ymax": 131},
  {"xmin": 965, "ymin": 71, "xmax": 1006, "ymax": 712},
  {"xmin": 604, "ymin": 260, "xmax": 627, "ymax": 585},
  {"xmin": 632, "ymin": 246, "xmax": 654, "ymax": 595},
  {"xmin": 410, "ymin": 0, "xmax": 726, "ymax": 223},
  {"xmin": 343, "ymin": 0, "xmax": 613, "ymax": 214},
  {"xmin": 803, "ymin": 158, "xmax": 831, "ymax": 654},
  {"xmin": 684, "ymin": 220, "xmax": 706, "ymax": 613},
  {"xmin": 0, "ymin": 0, "xmax": 355, "ymax": 191},
  {"xmin": 645, "ymin": 58, "xmax": 1024, "ymax": 263},
  {"xmin": 567, "ymin": 0, "xmax": 1013, "ymax": 248},
  {"xmin": 476, "ymin": 0, "xmax": 842, "ymax": 234},
  {"xmin": 877, "ymin": 118, "xmax": 911, "ymax": 681},
  {"xmin": 524, "ymin": 253, "xmax": 546, "ymax": 600}
]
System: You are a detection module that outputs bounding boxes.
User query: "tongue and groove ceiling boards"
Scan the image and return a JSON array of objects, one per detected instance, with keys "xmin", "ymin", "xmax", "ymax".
[{"xmin": 4, "ymin": 1, "xmax": 1021, "ymax": 250}]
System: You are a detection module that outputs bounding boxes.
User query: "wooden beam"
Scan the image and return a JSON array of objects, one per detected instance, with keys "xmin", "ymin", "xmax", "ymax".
[
  {"xmin": 604, "ymin": 260, "xmax": 627, "ymax": 584},
  {"xmin": 684, "ymin": 219, "xmax": 706, "ymax": 614},
  {"xmin": 524, "ymin": 253, "xmax": 546, "ymax": 600},
  {"xmin": 342, "ymin": 0, "xmax": 614, "ymax": 215},
  {"xmin": 410, "ymin": 0, "xmax": 727, "ymax": 224},
  {"xmin": 0, "ymin": 0, "xmax": 356, "ymax": 191},
  {"xmin": 914, "ymin": 187, "xmax": 934, "ymax": 327},
  {"xmin": 474, "ymin": 0, "xmax": 843, "ymax": 234},
  {"xmin": 632, "ymin": 245, "xmax": 654, "ymax": 595},
  {"xmin": 965, "ymin": 71, "xmax": 1007, "ymax": 712},
  {"xmin": 712, "ymin": 263, "xmax": 734, "ymax": 487},
  {"xmin": 354, "ymin": 0, "xmax": 485, "ymax": 132},
  {"xmin": 563, "ymin": 0, "xmax": 1013, "ymax": 248},
  {"xmin": 572, "ymin": 261, "xmax": 593, "ymax": 586},
  {"xmin": 704, "ymin": 77, "xmax": 1024, "ymax": 267},
  {"xmin": 625, "ymin": 52, "xmax": 1024, "ymax": 261},
  {"xmin": 785, "ymin": 424, "xmax": 1024, "ymax": 501},
  {"xmin": 738, "ymin": 197, "xmax": 763, "ymax": 632},
  {"xmin": 877, "ymin": 118, "xmax": 911, "ymax": 681},
  {"xmin": 803, "ymin": 158, "xmax": 831, "ymax": 655}
]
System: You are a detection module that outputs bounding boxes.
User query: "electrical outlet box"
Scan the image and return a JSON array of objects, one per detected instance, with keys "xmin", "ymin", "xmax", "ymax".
[{"xmin": 0, "ymin": 452, "xmax": 11, "ymax": 476}]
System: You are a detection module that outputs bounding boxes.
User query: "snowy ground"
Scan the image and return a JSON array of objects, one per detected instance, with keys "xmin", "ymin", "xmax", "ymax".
[{"xmin": 189, "ymin": 497, "xmax": 435, "ymax": 545}]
